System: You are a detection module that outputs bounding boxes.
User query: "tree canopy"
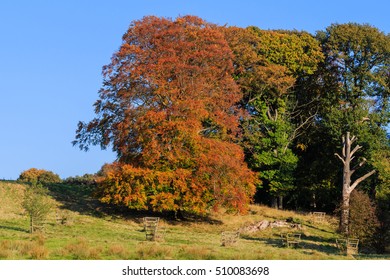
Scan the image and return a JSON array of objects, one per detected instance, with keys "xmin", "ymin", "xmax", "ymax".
[
  {"xmin": 74, "ymin": 16, "xmax": 256, "ymax": 214},
  {"xmin": 73, "ymin": 17, "xmax": 390, "ymax": 251}
]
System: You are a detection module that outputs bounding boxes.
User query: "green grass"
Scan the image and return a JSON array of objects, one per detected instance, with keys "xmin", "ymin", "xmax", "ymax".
[{"xmin": 0, "ymin": 180, "xmax": 388, "ymax": 260}]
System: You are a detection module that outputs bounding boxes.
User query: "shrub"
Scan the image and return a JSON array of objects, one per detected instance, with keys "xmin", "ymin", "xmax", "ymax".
[
  {"xmin": 374, "ymin": 195, "xmax": 390, "ymax": 253},
  {"xmin": 63, "ymin": 173, "xmax": 97, "ymax": 186},
  {"xmin": 64, "ymin": 238, "xmax": 102, "ymax": 260},
  {"xmin": 18, "ymin": 168, "xmax": 61, "ymax": 185},
  {"xmin": 107, "ymin": 244, "xmax": 128, "ymax": 259},
  {"xmin": 349, "ymin": 189, "xmax": 379, "ymax": 250},
  {"xmin": 28, "ymin": 245, "xmax": 48, "ymax": 260},
  {"xmin": 22, "ymin": 185, "xmax": 53, "ymax": 233}
]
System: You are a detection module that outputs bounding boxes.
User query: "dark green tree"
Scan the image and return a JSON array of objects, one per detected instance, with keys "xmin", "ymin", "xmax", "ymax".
[
  {"xmin": 371, "ymin": 148, "xmax": 390, "ymax": 252},
  {"xmin": 296, "ymin": 23, "xmax": 389, "ymax": 238},
  {"xmin": 223, "ymin": 27, "xmax": 323, "ymax": 208}
]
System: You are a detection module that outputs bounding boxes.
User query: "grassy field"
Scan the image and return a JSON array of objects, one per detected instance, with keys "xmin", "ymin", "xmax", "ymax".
[{"xmin": 0, "ymin": 180, "xmax": 387, "ymax": 260}]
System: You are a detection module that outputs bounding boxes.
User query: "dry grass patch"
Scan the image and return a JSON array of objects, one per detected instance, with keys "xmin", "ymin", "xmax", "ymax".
[
  {"xmin": 0, "ymin": 238, "xmax": 49, "ymax": 260},
  {"xmin": 177, "ymin": 245, "xmax": 217, "ymax": 260},
  {"xmin": 135, "ymin": 242, "xmax": 173, "ymax": 260},
  {"xmin": 31, "ymin": 233, "xmax": 46, "ymax": 246},
  {"xmin": 0, "ymin": 240, "xmax": 13, "ymax": 259},
  {"xmin": 28, "ymin": 245, "xmax": 48, "ymax": 260},
  {"xmin": 0, "ymin": 182, "xmax": 26, "ymax": 219},
  {"xmin": 107, "ymin": 244, "xmax": 129, "ymax": 259},
  {"xmin": 63, "ymin": 238, "xmax": 103, "ymax": 259}
]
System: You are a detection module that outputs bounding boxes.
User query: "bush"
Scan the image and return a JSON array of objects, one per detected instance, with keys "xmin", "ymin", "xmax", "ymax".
[
  {"xmin": 349, "ymin": 190, "xmax": 379, "ymax": 250},
  {"xmin": 22, "ymin": 185, "xmax": 53, "ymax": 233},
  {"xmin": 18, "ymin": 168, "xmax": 61, "ymax": 185},
  {"xmin": 63, "ymin": 173, "xmax": 97, "ymax": 186},
  {"xmin": 375, "ymin": 195, "xmax": 390, "ymax": 253}
]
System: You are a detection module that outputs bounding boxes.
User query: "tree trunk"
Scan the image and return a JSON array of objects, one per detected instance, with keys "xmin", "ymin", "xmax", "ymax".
[
  {"xmin": 335, "ymin": 132, "xmax": 376, "ymax": 236},
  {"xmin": 278, "ymin": 195, "xmax": 283, "ymax": 210},
  {"xmin": 30, "ymin": 214, "xmax": 33, "ymax": 234},
  {"xmin": 311, "ymin": 193, "xmax": 317, "ymax": 209},
  {"xmin": 271, "ymin": 197, "xmax": 278, "ymax": 209},
  {"xmin": 340, "ymin": 194, "xmax": 350, "ymax": 236}
]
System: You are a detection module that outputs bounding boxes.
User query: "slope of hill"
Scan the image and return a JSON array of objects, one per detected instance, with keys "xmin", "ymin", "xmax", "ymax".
[{"xmin": 0, "ymin": 180, "xmax": 386, "ymax": 260}]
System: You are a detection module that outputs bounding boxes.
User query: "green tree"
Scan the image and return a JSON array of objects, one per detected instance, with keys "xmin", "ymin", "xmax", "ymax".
[
  {"xmin": 22, "ymin": 184, "xmax": 52, "ymax": 233},
  {"xmin": 296, "ymin": 23, "xmax": 390, "ymax": 211},
  {"xmin": 224, "ymin": 27, "xmax": 323, "ymax": 208},
  {"xmin": 371, "ymin": 148, "xmax": 390, "ymax": 252}
]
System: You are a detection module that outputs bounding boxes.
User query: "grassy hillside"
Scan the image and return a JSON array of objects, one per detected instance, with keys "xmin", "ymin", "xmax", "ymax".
[{"xmin": 0, "ymin": 180, "xmax": 386, "ymax": 260}]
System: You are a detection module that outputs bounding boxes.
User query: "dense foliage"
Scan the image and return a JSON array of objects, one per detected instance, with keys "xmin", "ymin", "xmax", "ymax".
[
  {"xmin": 18, "ymin": 168, "xmax": 62, "ymax": 185},
  {"xmin": 223, "ymin": 27, "xmax": 324, "ymax": 208},
  {"xmin": 63, "ymin": 174, "xmax": 97, "ymax": 186},
  {"xmin": 349, "ymin": 190, "xmax": 379, "ymax": 250},
  {"xmin": 74, "ymin": 16, "xmax": 256, "ymax": 214},
  {"xmin": 74, "ymin": 16, "xmax": 390, "ymax": 251}
]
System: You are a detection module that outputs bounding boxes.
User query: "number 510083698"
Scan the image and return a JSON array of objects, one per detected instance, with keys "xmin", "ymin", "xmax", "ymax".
[{"xmin": 215, "ymin": 266, "xmax": 269, "ymax": 276}]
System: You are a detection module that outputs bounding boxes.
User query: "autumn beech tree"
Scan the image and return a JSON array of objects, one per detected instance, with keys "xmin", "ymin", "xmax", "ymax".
[{"xmin": 73, "ymin": 16, "xmax": 257, "ymax": 215}]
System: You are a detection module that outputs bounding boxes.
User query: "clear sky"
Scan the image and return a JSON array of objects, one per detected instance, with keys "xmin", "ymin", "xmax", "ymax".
[{"xmin": 1, "ymin": 0, "xmax": 389, "ymax": 180}]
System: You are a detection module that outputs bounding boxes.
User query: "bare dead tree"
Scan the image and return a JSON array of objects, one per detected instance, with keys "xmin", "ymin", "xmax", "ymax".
[{"xmin": 335, "ymin": 132, "xmax": 376, "ymax": 236}]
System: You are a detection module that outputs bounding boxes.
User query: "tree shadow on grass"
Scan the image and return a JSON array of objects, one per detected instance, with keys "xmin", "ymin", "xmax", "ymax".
[
  {"xmin": 241, "ymin": 233, "xmax": 340, "ymax": 255},
  {"xmin": 355, "ymin": 253, "xmax": 390, "ymax": 260},
  {"xmin": 48, "ymin": 184, "xmax": 105, "ymax": 217},
  {"xmin": 303, "ymin": 222, "xmax": 335, "ymax": 234},
  {"xmin": 300, "ymin": 235, "xmax": 341, "ymax": 253},
  {"xmin": 47, "ymin": 183, "xmax": 222, "ymax": 226},
  {"xmin": 300, "ymin": 241, "xmax": 339, "ymax": 254},
  {"xmin": 240, "ymin": 235, "xmax": 282, "ymax": 247},
  {"xmin": 0, "ymin": 224, "xmax": 29, "ymax": 233}
]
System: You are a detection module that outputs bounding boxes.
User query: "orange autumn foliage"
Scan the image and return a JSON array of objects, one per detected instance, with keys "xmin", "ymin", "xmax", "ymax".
[
  {"xmin": 96, "ymin": 164, "xmax": 211, "ymax": 213},
  {"xmin": 75, "ymin": 16, "xmax": 257, "ymax": 214}
]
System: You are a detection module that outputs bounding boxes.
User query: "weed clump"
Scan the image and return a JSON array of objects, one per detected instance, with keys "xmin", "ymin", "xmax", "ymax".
[
  {"xmin": 64, "ymin": 238, "xmax": 102, "ymax": 259},
  {"xmin": 135, "ymin": 243, "xmax": 173, "ymax": 260},
  {"xmin": 107, "ymin": 244, "xmax": 128, "ymax": 259}
]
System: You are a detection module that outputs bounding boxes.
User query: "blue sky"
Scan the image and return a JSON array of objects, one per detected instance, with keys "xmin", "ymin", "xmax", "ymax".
[{"xmin": 1, "ymin": 0, "xmax": 389, "ymax": 180}]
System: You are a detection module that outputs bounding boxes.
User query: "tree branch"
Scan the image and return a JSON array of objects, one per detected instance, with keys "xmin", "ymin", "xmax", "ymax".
[
  {"xmin": 342, "ymin": 135, "xmax": 346, "ymax": 157},
  {"xmin": 350, "ymin": 145, "xmax": 362, "ymax": 158},
  {"xmin": 352, "ymin": 157, "xmax": 367, "ymax": 170},
  {"xmin": 334, "ymin": 153, "xmax": 345, "ymax": 165},
  {"xmin": 266, "ymin": 108, "xmax": 273, "ymax": 121},
  {"xmin": 289, "ymin": 113, "xmax": 317, "ymax": 142},
  {"xmin": 349, "ymin": 170, "xmax": 376, "ymax": 192}
]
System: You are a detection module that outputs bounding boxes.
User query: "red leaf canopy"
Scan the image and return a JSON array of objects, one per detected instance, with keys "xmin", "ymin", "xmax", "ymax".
[{"xmin": 76, "ymin": 16, "xmax": 257, "ymax": 214}]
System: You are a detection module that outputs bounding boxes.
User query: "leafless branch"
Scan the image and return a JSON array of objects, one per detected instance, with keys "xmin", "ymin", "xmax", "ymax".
[
  {"xmin": 349, "ymin": 170, "xmax": 376, "ymax": 192},
  {"xmin": 334, "ymin": 153, "xmax": 345, "ymax": 165},
  {"xmin": 352, "ymin": 157, "xmax": 367, "ymax": 170},
  {"xmin": 288, "ymin": 107, "xmax": 318, "ymax": 143},
  {"xmin": 350, "ymin": 145, "xmax": 362, "ymax": 158}
]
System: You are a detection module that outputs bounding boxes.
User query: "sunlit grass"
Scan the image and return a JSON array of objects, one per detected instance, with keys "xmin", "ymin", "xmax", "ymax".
[{"xmin": 1, "ymin": 180, "xmax": 387, "ymax": 260}]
